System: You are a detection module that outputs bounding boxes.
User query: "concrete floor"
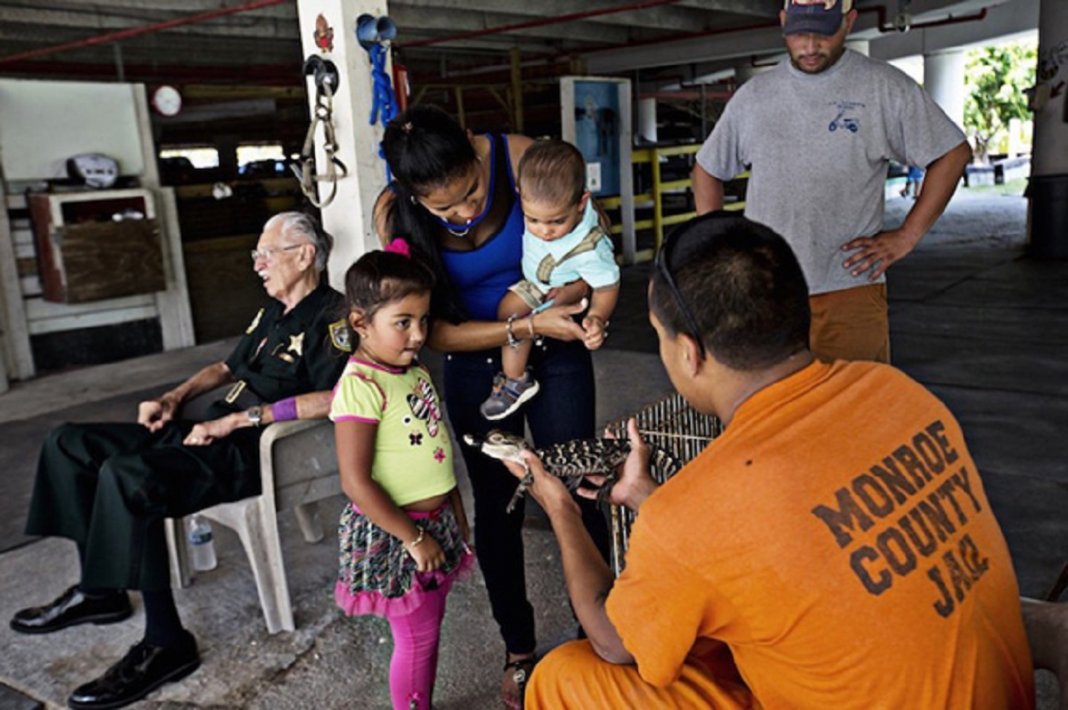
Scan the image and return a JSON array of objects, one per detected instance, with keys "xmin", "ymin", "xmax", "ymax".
[{"xmin": 0, "ymin": 190, "xmax": 1063, "ymax": 709}]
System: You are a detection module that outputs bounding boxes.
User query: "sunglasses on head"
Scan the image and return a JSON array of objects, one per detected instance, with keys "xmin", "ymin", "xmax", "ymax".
[{"xmin": 654, "ymin": 223, "xmax": 707, "ymax": 359}]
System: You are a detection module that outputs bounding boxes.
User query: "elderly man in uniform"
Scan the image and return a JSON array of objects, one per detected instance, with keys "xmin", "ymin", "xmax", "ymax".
[{"xmin": 9, "ymin": 211, "xmax": 350, "ymax": 709}]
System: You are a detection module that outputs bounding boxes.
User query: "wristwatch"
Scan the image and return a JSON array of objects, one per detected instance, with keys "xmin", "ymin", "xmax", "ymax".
[{"xmin": 247, "ymin": 405, "xmax": 263, "ymax": 428}]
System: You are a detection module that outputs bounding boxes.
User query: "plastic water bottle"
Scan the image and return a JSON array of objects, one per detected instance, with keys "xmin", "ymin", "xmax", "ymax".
[{"xmin": 187, "ymin": 515, "xmax": 217, "ymax": 572}]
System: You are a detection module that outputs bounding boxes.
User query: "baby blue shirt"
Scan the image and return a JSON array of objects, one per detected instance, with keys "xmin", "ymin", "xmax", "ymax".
[{"xmin": 520, "ymin": 199, "xmax": 620, "ymax": 294}]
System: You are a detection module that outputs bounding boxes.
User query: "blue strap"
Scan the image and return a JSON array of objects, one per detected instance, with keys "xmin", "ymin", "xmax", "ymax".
[{"xmin": 368, "ymin": 43, "xmax": 398, "ymax": 181}]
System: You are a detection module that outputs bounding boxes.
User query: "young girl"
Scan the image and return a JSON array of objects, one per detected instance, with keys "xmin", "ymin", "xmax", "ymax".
[{"xmin": 330, "ymin": 242, "xmax": 473, "ymax": 710}]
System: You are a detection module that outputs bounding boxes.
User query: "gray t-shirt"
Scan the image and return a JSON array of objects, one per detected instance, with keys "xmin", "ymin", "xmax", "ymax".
[{"xmin": 697, "ymin": 50, "xmax": 965, "ymax": 295}]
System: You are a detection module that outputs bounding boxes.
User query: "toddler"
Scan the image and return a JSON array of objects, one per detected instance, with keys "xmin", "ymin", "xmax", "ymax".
[{"xmin": 480, "ymin": 140, "xmax": 620, "ymax": 420}]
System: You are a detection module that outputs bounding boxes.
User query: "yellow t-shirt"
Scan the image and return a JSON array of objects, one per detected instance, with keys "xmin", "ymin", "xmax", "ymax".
[
  {"xmin": 607, "ymin": 360, "xmax": 1033, "ymax": 709},
  {"xmin": 330, "ymin": 357, "xmax": 455, "ymax": 507}
]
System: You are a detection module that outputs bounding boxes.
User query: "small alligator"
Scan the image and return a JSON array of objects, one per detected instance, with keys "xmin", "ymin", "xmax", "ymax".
[{"xmin": 462, "ymin": 429, "xmax": 683, "ymax": 513}]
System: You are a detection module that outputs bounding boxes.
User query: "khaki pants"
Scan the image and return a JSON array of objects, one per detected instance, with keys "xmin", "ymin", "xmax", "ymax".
[{"xmin": 809, "ymin": 283, "xmax": 890, "ymax": 363}]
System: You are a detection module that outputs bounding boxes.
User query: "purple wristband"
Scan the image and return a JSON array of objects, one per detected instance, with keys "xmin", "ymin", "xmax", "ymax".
[{"xmin": 271, "ymin": 397, "xmax": 298, "ymax": 422}]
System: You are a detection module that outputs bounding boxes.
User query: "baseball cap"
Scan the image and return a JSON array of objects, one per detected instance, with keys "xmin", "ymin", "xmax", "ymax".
[{"xmin": 782, "ymin": 0, "xmax": 853, "ymax": 36}]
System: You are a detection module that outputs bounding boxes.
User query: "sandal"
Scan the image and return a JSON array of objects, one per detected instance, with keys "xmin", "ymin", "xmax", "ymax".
[{"xmin": 501, "ymin": 654, "xmax": 538, "ymax": 710}]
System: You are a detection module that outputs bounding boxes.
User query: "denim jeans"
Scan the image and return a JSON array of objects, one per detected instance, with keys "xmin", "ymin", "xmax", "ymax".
[{"xmin": 443, "ymin": 338, "xmax": 611, "ymax": 654}]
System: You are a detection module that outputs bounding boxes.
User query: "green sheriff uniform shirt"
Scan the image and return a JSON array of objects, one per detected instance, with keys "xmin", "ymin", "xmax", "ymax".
[
  {"xmin": 221, "ymin": 281, "xmax": 349, "ymax": 412},
  {"xmin": 25, "ymin": 282, "xmax": 351, "ymax": 592}
]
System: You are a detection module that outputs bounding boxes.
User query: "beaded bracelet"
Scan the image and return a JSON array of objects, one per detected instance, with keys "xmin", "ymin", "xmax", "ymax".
[{"xmin": 406, "ymin": 527, "xmax": 426, "ymax": 549}]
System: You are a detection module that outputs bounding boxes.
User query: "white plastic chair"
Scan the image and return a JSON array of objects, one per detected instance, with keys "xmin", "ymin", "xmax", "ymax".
[{"xmin": 165, "ymin": 418, "xmax": 341, "ymax": 634}]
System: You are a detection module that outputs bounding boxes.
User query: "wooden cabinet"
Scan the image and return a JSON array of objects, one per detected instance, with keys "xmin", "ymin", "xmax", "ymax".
[{"xmin": 28, "ymin": 189, "xmax": 166, "ymax": 303}]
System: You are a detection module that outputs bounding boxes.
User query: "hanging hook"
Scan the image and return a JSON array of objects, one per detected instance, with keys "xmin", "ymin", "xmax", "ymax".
[
  {"xmin": 302, "ymin": 55, "xmax": 340, "ymax": 96},
  {"xmin": 356, "ymin": 14, "xmax": 397, "ymax": 51}
]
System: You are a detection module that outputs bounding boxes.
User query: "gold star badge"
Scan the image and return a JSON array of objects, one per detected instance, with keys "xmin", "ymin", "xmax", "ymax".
[{"xmin": 288, "ymin": 333, "xmax": 304, "ymax": 357}]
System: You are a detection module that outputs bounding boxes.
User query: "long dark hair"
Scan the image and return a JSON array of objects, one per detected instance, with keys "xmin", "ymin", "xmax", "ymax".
[{"xmin": 381, "ymin": 105, "xmax": 477, "ymax": 324}]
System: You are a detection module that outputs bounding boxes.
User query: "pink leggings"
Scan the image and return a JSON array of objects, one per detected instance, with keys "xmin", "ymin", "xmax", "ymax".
[{"xmin": 386, "ymin": 582, "xmax": 449, "ymax": 710}]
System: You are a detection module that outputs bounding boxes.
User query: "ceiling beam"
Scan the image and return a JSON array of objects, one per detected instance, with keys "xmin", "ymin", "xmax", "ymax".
[
  {"xmin": 389, "ymin": 7, "xmax": 635, "ymax": 45},
  {"xmin": 865, "ymin": 0, "xmax": 1036, "ymax": 61},
  {"xmin": 0, "ymin": 56, "xmax": 304, "ymax": 83},
  {"xmin": 584, "ymin": 18, "xmax": 784, "ymax": 73},
  {"xmin": 0, "ymin": 30, "xmax": 300, "ymax": 66},
  {"xmin": 396, "ymin": 0, "xmax": 779, "ymax": 23},
  {"xmin": 0, "ymin": 0, "xmax": 781, "ymax": 51},
  {"xmin": 396, "ymin": 0, "xmax": 715, "ymax": 33},
  {"xmin": 0, "ymin": 4, "xmax": 636, "ymax": 58},
  {"xmin": 0, "ymin": 5, "xmax": 299, "ymax": 39},
  {"xmin": 0, "ymin": 0, "xmax": 297, "ymax": 21},
  {"xmin": 0, "ymin": 29, "xmax": 568, "ymax": 73},
  {"xmin": 672, "ymin": 0, "xmax": 781, "ymax": 18}
]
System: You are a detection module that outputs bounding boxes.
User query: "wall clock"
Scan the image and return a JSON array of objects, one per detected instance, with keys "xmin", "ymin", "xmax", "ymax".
[{"xmin": 151, "ymin": 85, "xmax": 183, "ymax": 117}]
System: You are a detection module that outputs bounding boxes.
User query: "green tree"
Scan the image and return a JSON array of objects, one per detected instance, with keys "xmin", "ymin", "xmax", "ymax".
[{"xmin": 964, "ymin": 40, "xmax": 1036, "ymax": 164}]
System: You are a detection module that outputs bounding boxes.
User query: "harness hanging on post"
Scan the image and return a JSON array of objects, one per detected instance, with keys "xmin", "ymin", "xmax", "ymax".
[{"xmin": 293, "ymin": 55, "xmax": 348, "ymax": 208}]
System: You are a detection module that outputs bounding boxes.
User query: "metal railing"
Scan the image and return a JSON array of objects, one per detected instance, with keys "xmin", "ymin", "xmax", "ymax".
[{"xmin": 599, "ymin": 143, "xmax": 746, "ymax": 263}]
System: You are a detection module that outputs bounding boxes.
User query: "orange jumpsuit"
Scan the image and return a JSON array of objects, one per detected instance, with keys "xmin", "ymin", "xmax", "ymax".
[{"xmin": 528, "ymin": 361, "xmax": 1034, "ymax": 709}]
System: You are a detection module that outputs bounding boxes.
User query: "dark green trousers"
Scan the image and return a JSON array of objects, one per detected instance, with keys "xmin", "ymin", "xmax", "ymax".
[{"xmin": 26, "ymin": 417, "xmax": 261, "ymax": 591}]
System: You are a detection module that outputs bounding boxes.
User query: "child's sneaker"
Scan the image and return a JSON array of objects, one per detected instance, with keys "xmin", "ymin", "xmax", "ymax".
[{"xmin": 480, "ymin": 372, "xmax": 540, "ymax": 421}]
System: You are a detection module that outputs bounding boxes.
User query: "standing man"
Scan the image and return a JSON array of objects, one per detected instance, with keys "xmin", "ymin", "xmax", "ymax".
[
  {"xmin": 9, "ymin": 213, "xmax": 349, "ymax": 709},
  {"xmin": 504, "ymin": 212, "xmax": 1045, "ymax": 708},
  {"xmin": 692, "ymin": 0, "xmax": 972, "ymax": 362}
]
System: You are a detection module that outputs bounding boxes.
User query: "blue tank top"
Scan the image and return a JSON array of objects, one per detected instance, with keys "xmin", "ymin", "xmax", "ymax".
[{"xmin": 440, "ymin": 134, "xmax": 524, "ymax": 322}]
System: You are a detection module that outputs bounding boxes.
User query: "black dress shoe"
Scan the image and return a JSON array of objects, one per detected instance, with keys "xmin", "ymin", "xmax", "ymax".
[
  {"xmin": 10, "ymin": 585, "xmax": 132, "ymax": 634},
  {"xmin": 67, "ymin": 630, "xmax": 200, "ymax": 709}
]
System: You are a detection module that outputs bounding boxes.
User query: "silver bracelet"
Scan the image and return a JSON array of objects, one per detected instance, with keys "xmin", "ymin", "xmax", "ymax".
[
  {"xmin": 506, "ymin": 314, "xmax": 521, "ymax": 349},
  {"xmin": 527, "ymin": 312, "xmax": 544, "ymax": 347}
]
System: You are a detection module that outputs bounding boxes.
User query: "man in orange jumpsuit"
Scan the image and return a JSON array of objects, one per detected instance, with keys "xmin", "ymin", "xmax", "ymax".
[{"xmin": 503, "ymin": 212, "xmax": 1065, "ymax": 708}]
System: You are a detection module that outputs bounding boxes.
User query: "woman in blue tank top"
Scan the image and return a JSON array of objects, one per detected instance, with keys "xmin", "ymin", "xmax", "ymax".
[{"xmin": 375, "ymin": 106, "xmax": 611, "ymax": 709}]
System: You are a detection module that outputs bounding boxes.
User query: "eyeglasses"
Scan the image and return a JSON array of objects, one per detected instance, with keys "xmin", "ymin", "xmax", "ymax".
[
  {"xmin": 250, "ymin": 244, "xmax": 304, "ymax": 262},
  {"xmin": 654, "ymin": 226, "xmax": 707, "ymax": 359}
]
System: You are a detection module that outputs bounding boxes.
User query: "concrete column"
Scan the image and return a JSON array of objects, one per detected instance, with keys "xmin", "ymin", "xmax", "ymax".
[
  {"xmin": 637, "ymin": 97, "xmax": 658, "ymax": 144},
  {"xmin": 923, "ymin": 49, "xmax": 966, "ymax": 129},
  {"xmin": 0, "ymin": 299, "xmax": 9, "ymax": 390},
  {"xmin": 1033, "ymin": 2, "xmax": 1068, "ymax": 176},
  {"xmin": 734, "ymin": 61, "xmax": 773, "ymax": 86},
  {"xmin": 845, "ymin": 39, "xmax": 870, "ymax": 56},
  {"xmin": 215, "ymin": 134, "xmax": 240, "ymax": 178},
  {"xmin": 297, "ymin": 0, "xmax": 390, "ymax": 287},
  {"xmin": 1007, "ymin": 118, "xmax": 1024, "ymax": 158},
  {"xmin": 510, "ymin": 47, "xmax": 524, "ymax": 134},
  {"xmin": 1029, "ymin": 0, "xmax": 1068, "ymax": 257}
]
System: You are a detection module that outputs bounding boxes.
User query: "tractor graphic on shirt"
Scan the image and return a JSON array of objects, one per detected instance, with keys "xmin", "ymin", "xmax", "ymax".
[{"xmin": 827, "ymin": 100, "xmax": 865, "ymax": 133}]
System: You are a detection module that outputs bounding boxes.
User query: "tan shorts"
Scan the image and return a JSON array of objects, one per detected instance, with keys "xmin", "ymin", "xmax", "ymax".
[
  {"xmin": 809, "ymin": 283, "xmax": 890, "ymax": 363},
  {"xmin": 507, "ymin": 279, "xmax": 547, "ymax": 312}
]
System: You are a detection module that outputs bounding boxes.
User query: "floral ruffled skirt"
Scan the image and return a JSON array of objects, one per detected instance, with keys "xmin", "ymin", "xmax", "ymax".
[{"xmin": 335, "ymin": 500, "xmax": 475, "ymax": 618}]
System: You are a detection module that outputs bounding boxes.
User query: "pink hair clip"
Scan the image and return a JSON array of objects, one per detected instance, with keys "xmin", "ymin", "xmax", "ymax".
[
  {"xmin": 402, "ymin": 121, "xmax": 413, "ymax": 134},
  {"xmin": 384, "ymin": 237, "xmax": 411, "ymax": 258}
]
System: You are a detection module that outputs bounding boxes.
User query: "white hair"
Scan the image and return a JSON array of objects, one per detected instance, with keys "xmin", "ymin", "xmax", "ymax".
[{"xmin": 264, "ymin": 211, "xmax": 333, "ymax": 272}]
